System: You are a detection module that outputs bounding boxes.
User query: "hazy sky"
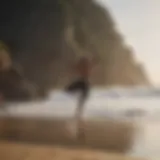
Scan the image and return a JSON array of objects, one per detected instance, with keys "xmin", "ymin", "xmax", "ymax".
[{"xmin": 97, "ymin": 0, "xmax": 160, "ymax": 86}]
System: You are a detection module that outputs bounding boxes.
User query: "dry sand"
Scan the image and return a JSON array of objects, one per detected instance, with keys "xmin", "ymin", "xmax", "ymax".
[{"xmin": 0, "ymin": 141, "xmax": 145, "ymax": 160}]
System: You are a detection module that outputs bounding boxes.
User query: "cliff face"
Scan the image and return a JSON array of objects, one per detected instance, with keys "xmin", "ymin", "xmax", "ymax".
[{"xmin": 0, "ymin": 0, "xmax": 150, "ymax": 96}]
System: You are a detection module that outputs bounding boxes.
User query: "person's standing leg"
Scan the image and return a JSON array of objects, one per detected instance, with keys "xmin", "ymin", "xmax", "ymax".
[
  {"xmin": 65, "ymin": 79, "xmax": 89, "ymax": 140},
  {"xmin": 65, "ymin": 80, "xmax": 82, "ymax": 137},
  {"xmin": 75, "ymin": 81, "xmax": 89, "ymax": 141},
  {"xmin": 75, "ymin": 92, "xmax": 87, "ymax": 122}
]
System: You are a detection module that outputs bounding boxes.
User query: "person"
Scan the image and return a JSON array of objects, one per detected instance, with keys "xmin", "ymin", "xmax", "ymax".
[{"xmin": 65, "ymin": 56, "xmax": 97, "ymax": 139}]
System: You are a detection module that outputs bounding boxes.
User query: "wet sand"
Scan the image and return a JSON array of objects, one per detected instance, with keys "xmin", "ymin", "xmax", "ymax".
[
  {"xmin": 131, "ymin": 118, "xmax": 160, "ymax": 159},
  {"xmin": 0, "ymin": 116, "xmax": 136, "ymax": 153}
]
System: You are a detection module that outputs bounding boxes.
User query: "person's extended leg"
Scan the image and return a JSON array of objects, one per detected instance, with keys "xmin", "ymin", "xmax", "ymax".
[{"xmin": 65, "ymin": 80, "xmax": 80, "ymax": 94}]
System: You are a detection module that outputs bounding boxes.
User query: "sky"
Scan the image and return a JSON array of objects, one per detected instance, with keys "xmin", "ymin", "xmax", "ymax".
[{"xmin": 97, "ymin": 0, "xmax": 160, "ymax": 86}]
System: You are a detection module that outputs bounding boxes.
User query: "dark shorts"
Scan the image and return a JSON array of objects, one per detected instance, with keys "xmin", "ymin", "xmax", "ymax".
[{"xmin": 65, "ymin": 78, "xmax": 89, "ymax": 100}]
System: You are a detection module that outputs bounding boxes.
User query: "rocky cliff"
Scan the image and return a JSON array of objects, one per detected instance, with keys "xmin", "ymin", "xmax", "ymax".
[{"xmin": 0, "ymin": 0, "xmax": 150, "ymax": 95}]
